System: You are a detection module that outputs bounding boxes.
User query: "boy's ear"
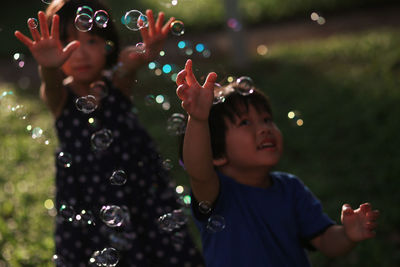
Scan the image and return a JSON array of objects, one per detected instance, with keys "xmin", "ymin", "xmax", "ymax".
[{"xmin": 213, "ymin": 157, "xmax": 228, "ymax": 167}]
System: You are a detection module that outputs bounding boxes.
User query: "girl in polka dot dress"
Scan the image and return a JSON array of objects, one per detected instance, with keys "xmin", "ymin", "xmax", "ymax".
[{"xmin": 15, "ymin": 0, "xmax": 204, "ymax": 266}]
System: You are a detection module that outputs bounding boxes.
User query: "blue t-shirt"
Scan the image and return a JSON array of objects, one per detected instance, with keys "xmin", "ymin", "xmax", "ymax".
[{"xmin": 191, "ymin": 171, "xmax": 335, "ymax": 267}]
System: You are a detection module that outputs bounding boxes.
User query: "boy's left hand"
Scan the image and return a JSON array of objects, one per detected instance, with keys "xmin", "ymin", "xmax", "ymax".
[
  {"xmin": 129, "ymin": 9, "xmax": 174, "ymax": 63},
  {"xmin": 341, "ymin": 203, "xmax": 379, "ymax": 242}
]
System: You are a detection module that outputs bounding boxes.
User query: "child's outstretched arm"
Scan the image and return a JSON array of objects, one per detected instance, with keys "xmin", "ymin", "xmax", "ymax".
[
  {"xmin": 114, "ymin": 9, "xmax": 174, "ymax": 96},
  {"xmin": 176, "ymin": 59, "xmax": 220, "ymax": 204},
  {"xmin": 311, "ymin": 202, "xmax": 379, "ymax": 257},
  {"xmin": 15, "ymin": 11, "xmax": 79, "ymax": 117}
]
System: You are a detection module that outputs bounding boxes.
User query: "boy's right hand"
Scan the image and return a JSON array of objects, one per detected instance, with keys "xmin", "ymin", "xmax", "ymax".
[
  {"xmin": 14, "ymin": 11, "xmax": 80, "ymax": 68},
  {"xmin": 176, "ymin": 59, "xmax": 217, "ymax": 121}
]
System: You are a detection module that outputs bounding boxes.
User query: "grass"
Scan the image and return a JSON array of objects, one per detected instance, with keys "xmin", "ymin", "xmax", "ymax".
[{"xmin": 1, "ymin": 27, "xmax": 400, "ymax": 266}]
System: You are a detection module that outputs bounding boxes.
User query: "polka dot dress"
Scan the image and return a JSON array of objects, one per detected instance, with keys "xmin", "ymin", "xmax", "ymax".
[{"xmin": 54, "ymin": 78, "xmax": 204, "ymax": 266}]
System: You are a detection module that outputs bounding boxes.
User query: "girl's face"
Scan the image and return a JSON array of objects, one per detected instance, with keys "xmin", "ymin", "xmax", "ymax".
[{"xmin": 61, "ymin": 27, "xmax": 107, "ymax": 85}]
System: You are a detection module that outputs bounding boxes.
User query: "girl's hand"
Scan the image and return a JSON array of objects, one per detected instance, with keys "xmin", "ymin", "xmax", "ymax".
[
  {"xmin": 14, "ymin": 11, "xmax": 79, "ymax": 68},
  {"xmin": 176, "ymin": 59, "xmax": 217, "ymax": 121},
  {"xmin": 341, "ymin": 203, "xmax": 379, "ymax": 242},
  {"xmin": 128, "ymin": 9, "xmax": 174, "ymax": 63}
]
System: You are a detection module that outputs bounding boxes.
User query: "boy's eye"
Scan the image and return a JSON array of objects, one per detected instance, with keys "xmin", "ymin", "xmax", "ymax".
[
  {"xmin": 264, "ymin": 117, "xmax": 272, "ymax": 123},
  {"xmin": 239, "ymin": 119, "xmax": 250, "ymax": 126}
]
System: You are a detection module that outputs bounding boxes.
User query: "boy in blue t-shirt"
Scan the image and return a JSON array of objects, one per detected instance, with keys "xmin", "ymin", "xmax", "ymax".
[{"xmin": 175, "ymin": 59, "xmax": 380, "ymax": 267}]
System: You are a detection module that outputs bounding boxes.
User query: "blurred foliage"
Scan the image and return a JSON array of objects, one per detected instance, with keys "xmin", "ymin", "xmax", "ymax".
[
  {"xmin": 1, "ymin": 0, "xmax": 399, "ymax": 57},
  {"xmin": 1, "ymin": 27, "xmax": 398, "ymax": 266}
]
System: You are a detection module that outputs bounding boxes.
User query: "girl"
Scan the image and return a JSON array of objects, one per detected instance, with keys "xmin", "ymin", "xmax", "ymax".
[{"xmin": 15, "ymin": 0, "xmax": 204, "ymax": 266}]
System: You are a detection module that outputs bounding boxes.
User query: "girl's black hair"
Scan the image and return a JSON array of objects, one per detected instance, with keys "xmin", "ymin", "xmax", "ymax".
[
  {"xmin": 179, "ymin": 83, "xmax": 273, "ymax": 161},
  {"xmin": 46, "ymin": 0, "xmax": 120, "ymax": 68}
]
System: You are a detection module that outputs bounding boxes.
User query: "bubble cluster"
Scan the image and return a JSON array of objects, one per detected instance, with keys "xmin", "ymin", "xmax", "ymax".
[
  {"xmin": 59, "ymin": 204, "xmax": 75, "ymax": 222},
  {"xmin": 110, "ymin": 170, "xmax": 127, "ymax": 185},
  {"xmin": 235, "ymin": 76, "xmax": 254, "ymax": 95},
  {"xmin": 57, "ymin": 151, "xmax": 72, "ymax": 168},
  {"xmin": 75, "ymin": 209, "xmax": 96, "ymax": 226},
  {"xmin": 206, "ymin": 214, "xmax": 226, "ymax": 233},
  {"xmin": 287, "ymin": 110, "xmax": 304, "ymax": 127},
  {"xmin": 76, "ymin": 95, "xmax": 98, "ymax": 114},
  {"xmin": 171, "ymin": 20, "xmax": 185, "ymax": 36},
  {"xmin": 13, "ymin": 53, "xmax": 25, "ymax": 69},
  {"xmin": 166, "ymin": 113, "xmax": 186, "ymax": 135},
  {"xmin": 89, "ymin": 248, "xmax": 120, "ymax": 267},
  {"xmin": 51, "ymin": 254, "xmax": 67, "ymax": 266},
  {"xmin": 124, "ymin": 10, "xmax": 148, "ymax": 31},
  {"xmin": 310, "ymin": 12, "xmax": 326, "ymax": 25},
  {"xmin": 91, "ymin": 129, "xmax": 113, "ymax": 151},
  {"xmin": 100, "ymin": 205, "xmax": 127, "ymax": 227}
]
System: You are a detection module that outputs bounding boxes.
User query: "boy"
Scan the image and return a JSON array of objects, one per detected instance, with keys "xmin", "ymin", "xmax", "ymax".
[{"xmin": 176, "ymin": 59, "xmax": 379, "ymax": 267}]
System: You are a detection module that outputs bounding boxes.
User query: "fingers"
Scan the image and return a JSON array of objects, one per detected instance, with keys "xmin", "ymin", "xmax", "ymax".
[
  {"xmin": 51, "ymin": 14, "xmax": 60, "ymax": 40},
  {"xmin": 176, "ymin": 84, "xmax": 188, "ymax": 100},
  {"xmin": 161, "ymin": 17, "xmax": 175, "ymax": 36},
  {"xmin": 146, "ymin": 9, "xmax": 156, "ymax": 37},
  {"xmin": 15, "ymin": 31, "xmax": 33, "ymax": 47},
  {"xmin": 360, "ymin": 203, "xmax": 372, "ymax": 214},
  {"xmin": 155, "ymin": 12, "xmax": 164, "ymax": 33},
  {"xmin": 342, "ymin": 203, "xmax": 354, "ymax": 216},
  {"xmin": 38, "ymin": 11, "xmax": 50, "ymax": 39},
  {"xmin": 28, "ymin": 18, "xmax": 41, "ymax": 42},
  {"xmin": 184, "ymin": 59, "xmax": 200, "ymax": 86},
  {"xmin": 62, "ymin": 40, "xmax": 80, "ymax": 60},
  {"xmin": 366, "ymin": 210, "xmax": 380, "ymax": 221},
  {"xmin": 203, "ymin": 72, "xmax": 218, "ymax": 90},
  {"xmin": 176, "ymin": 70, "xmax": 187, "ymax": 85}
]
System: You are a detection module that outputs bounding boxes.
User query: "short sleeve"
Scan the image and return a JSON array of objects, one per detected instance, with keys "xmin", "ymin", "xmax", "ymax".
[{"xmin": 291, "ymin": 177, "xmax": 335, "ymax": 240}]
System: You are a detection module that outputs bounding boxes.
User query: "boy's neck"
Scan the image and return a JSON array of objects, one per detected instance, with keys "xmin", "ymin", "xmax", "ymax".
[{"xmin": 218, "ymin": 166, "xmax": 273, "ymax": 188}]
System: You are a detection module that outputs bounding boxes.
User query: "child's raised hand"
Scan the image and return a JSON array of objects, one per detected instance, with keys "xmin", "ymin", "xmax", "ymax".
[
  {"xmin": 14, "ymin": 11, "xmax": 79, "ymax": 68},
  {"xmin": 129, "ymin": 9, "xmax": 174, "ymax": 63},
  {"xmin": 341, "ymin": 203, "xmax": 379, "ymax": 242},
  {"xmin": 176, "ymin": 59, "xmax": 217, "ymax": 121}
]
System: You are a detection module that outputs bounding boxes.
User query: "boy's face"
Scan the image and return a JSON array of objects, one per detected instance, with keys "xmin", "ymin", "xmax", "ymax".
[
  {"xmin": 61, "ymin": 26, "xmax": 107, "ymax": 84},
  {"xmin": 219, "ymin": 105, "xmax": 283, "ymax": 171}
]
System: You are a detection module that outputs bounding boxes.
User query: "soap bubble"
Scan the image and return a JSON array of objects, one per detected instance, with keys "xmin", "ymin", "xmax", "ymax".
[
  {"xmin": 166, "ymin": 113, "xmax": 186, "ymax": 135},
  {"xmin": 76, "ymin": 5, "xmax": 94, "ymax": 17},
  {"xmin": 171, "ymin": 20, "xmax": 185, "ymax": 36},
  {"xmin": 100, "ymin": 205, "xmax": 126, "ymax": 227},
  {"xmin": 137, "ymin": 14, "xmax": 149, "ymax": 29},
  {"xmin": 94, "ymin": 10, "xmax": 109, "ymax": 28},
  {"xmin": 199, "ymin": 201, "xmax": 212, "ymax": 214},
  {"xmin": 57, "ymin": 152, "xmax": 72, "ymax": 168},
  {"xmin": 91, "ymin": 129, "xmax": 113, "ymax": 151},
  {"xmin": 89, "ymin": 80, "xmax": 108, "ymax": 99},
  {"xmin": 90, "ymin": 248, "xmax": 119, "ymax": 267},
  {"xmin": 27, "ymin": 18, "xmax": 38, "ymax": 29},
  {"xmin": 206, "ymin": 215, "xmax": 226, "ymax": 233},
  {"xmin": 213, "ymin": 83, "xmax": 225, "ymax": 104},
  {"xmin": 75, "ymin": 95, "xmax": 98, "ymax": 114},
  {"xmin": 31, "ymin": 127, "xmax": 43, "ymax": 139},
  {"xmin": 75, "ymin": 13, "xmax": 93, "ymax": 32},
  {"xmin": 110, "ymin": 170, "xmax": 127, "ymax": 185},
  {"xmin": 135, "ymin": 42, "xmax": 146, "ymax": 53},
  {"xmin": 235, "ymin": 76, "xmax": 254, "ymax": 95},
  {"xmin": 124, "ymin": 10, "xmax": 144, "ymax": 31},
  {"xmin": 162, "ymin": 159, "xmax": 173, "ymax": 170}
]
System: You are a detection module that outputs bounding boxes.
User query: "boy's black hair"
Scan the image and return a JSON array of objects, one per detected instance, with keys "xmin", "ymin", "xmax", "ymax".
[
  {"xmin": 179, "ymin": 83, "xmax": 273, "ymax": 161},
  {"xmin": 46, "ymin": 0, "xmax": 120, "ymax": 68}
]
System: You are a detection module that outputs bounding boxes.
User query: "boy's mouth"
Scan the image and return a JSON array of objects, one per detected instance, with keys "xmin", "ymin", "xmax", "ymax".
[{"xmin": 257, "ymin": 139, "xmax": 276, "ymax": 150}]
